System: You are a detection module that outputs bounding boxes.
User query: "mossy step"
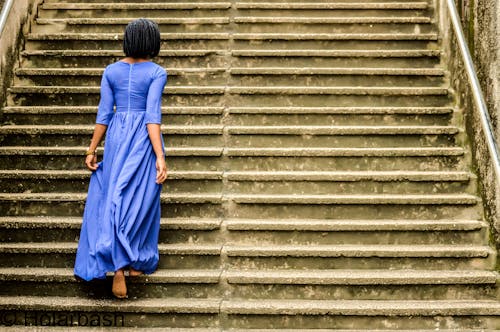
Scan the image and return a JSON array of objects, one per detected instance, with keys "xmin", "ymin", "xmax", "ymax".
[
  {"xmin": 228, "ymin": 193, "xmax": 479, "ymax": 205},
  {"xmin": 26, "ymin": 32, "xmax": 436, "ymax": 41},
  {"xmin": 229, "ymin": 67, "xmax": 444, "ymax": 76},
  {"xmin": 224, "ymin": 244, "xmax": 493, "ymax": 258},
  {"xmin": 221, "ymin": 298, "xmax": 500, "ymax": 315},
  {"xmin": 0, "ymin": 267, "xmax": 221, "ymax": 283},
  {"xmin": 22, "ymin": 49, "xmax": 227, "ymax": 57},
  {"xmin": 0, "ymin": 170, "xmax": 223, "ymax": 180},
  {"xmin": 3, "ymin": 106, "xmax": 224, "ymax": 115},
  {"xmin": 0, "ymin": 125, "xmax": 224, "ymax": 135},
  {"xmin": 42, "ymin": 2, "xmax": 232, "ymax": 10},
  {"xmin": 37, "ymin": 17, "xmax": 231, "ymax": 25},
  {"xmin": 0, "ymin": 124, "xmax": 459, "ymax": 135},
  {"xmin": 233, "ymin": 17, "xmax": 432, "ymax": 24},
  {"xmin": 27, "ymin": 33, "xmax": 230, "ymax": 41},
  {"xmin": 14, "ymin": 67, "xmax": 445, "ymax": 76},
  {"xmin": 227, "ymin": 86, "xmax": 448, "ymax": 95},
  {"xmin": 232, "ymin": 33, "xmax": 437, "ymax": 41},
  {"xmin": 234, "ymin": 2, "xmax": 429, "ymax": 10},
  {"xmin": 231, "ymin": 49, "xmax": 441, "ymax": 57},
  {"xmin": 1, "ymin": 267, "xmax": 496, "ymax": 285},
  {"xmin": 15, "ymin": 67, "xmax": 226, "ymax": 76},
  {"xmin": 8, "ymin": 85, "xmax": 225, "ymax": 95},
  {"xmin": 0, "ymin": 192, "xmax": 223, "ymax": 204},
  {"xmin": 225, "ymin": 218, "xmax": 485, "ymax": 231},
  {"xmin": 0, "ymin": 242, "xmax": 221, "ymax": 255},
  {"xmin": 35, "ymin": 17, "xmax": 433, "ymax": 25},
  {"xmin": 224, "ymin": 146, "xmax": 464, "ymax": 156},
  {"xmin": 224, "ymin": 269, "xmax": 498, "ymax": 285},
  {"xmin": 228, "ymin": 106, "xmax": 453, "ymax": 114},
  {"xmin": 0, "ymin": 216, "xmax": 484, "ymax": 232},
  {"xmin": 0, "ymin": 216, "xmax": 221, "ymax": 230},
  {"xmin": 0, "ymin": 295, "xmax": 221, "ymax": 313},
  {"xmin": 0, "ymin": 146, "xmax": 223, "ymax": 156}
]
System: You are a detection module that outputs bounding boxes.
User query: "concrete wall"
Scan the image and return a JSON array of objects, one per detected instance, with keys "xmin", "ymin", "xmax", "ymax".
[
  {"xmin": 0, "ymin": 0, "xmax": 43, "ymax": 116},
  {"xmin": 438, "ymin": 0, "xmax": 500, "ymax": 264}
]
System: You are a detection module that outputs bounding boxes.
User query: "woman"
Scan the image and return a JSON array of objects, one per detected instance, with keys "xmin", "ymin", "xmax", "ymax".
[{"xmin": 73, "ymin": 18, "xmax": 168, "ymax": 299}]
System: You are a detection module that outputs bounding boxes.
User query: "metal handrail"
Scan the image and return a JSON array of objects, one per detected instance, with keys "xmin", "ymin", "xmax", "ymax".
[
  {"xmin": 0, "ymin": 0, "xmax": 14, "ymax": 37},
  {"xmin": 444, "ymin": 0, "xmax": 500, "ymax": 181}
]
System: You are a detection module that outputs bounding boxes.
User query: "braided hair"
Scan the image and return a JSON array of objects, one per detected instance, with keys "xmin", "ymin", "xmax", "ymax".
[{"xmin": 123, "ymin": 18, "xmax": 161, "ymax": 59}]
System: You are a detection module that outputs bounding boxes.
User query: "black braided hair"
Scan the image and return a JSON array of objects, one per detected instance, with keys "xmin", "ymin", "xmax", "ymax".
[{"xmin": 123, "ymin": 18, "xmax": 161, "ymax": 59}]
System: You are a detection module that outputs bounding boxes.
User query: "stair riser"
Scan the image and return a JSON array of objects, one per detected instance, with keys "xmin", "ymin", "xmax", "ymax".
[
  {"xmin": 222, "ymin": 314, "xmax": 498, "ymax": 330},
  {"xmin": 0, "ymin": 177, "xmax": 476, "ymax": 195},
  {"xmin": 22, "ymin": 54, "xmax": 228, "ymax": 69},
  {"xmin": 25, "ymin": 40, "xmax": 437, "ymax": 51},
  {"xmin": 227, "ymin": 156, "xmax": 466, "ymax": 172},
  {"xmin": 0, "ymin": 280, "xmax": 221, "ymax": 299},
  {"xmin": 226, "ymin": 256, "xmax": 495, "ymax": 270},
  {"xmin": 22, "ymin": 55, "xmax": 441, "ymax": 69},
  {"xmin": 0, "ymin": 281, "xmax": 495, "ymax": 301},
  {"xmin": 0, "ymin": 228, "xmax": 221, "ymax": 244},
  {"xmin": 0, "ymin": 134, "xmax": 222, "ymax": 147},
  {"xmin": 0, "ymin": 178, "xmax": 222, "ymax": 194},
  {"xmin": 228, "ymin": 283, "xmax": 496, "ymax": 301},
  {"xmin": 32, "ymin": 23, "xmax": 436, "ymax": 35},
  {"xmin": 0, "ymin": 133, "xmax": 456, "ymax": 148},
  {"xmin": 0, "ymin": 155, "xmax": 223, "ymax": 171},
  {"xmin": 0, "ymin": 228, "xmax": 487, "ymax": 246},
  {"xmin": 0, "ymin": 201, "xmax": 223, "ymax": 218},
  {"xmin": 227, "ymin": 134, "xmax": 457, "ymax": 148},
  {"xmin": 0, "ymin": 309, "xmax": 219, "ymax": 328},
  {"xmin": 39, "ymin": 9, "xmax": 232, "ymax": 19},
  {"xmin": 2, "ymin": 113, "xmax": 222, "ymax": 126},
  {"xmin": 15, "ymin": 73, "xmax": 444, "ymax": 88},
  {"xmin": 0, "ymin": 253, "xmax": 221, "ymax": 269},
  {"xmin": 229, "ymin": 204, "xmax": 482, "ymax": 220},
  {"xmin": 8, "ymin": 94, "xmax": 223, "ymax": 107}
]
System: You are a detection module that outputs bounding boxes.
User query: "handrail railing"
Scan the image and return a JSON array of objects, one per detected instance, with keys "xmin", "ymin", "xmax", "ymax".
[
  {"xmin": 0, "ymin": 0, "xmax": 14, "ymax": 37},
  {"xmin": 444, "ymin": 0, "xmax": 500, "ymax": 181}
]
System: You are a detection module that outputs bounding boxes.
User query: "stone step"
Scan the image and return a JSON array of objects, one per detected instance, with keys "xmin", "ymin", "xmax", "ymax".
[
  {"xmin": 0, "ymin": 170, "xmax": 477, "ymax": 194},
  {"xmin": 224, "ymin": 244, "xmax": 495, "ymax": 270},
  {"xmin": 0, "ymin": 215, "xmax": 488, "ymax": 246},
  {"xmin": 1, "ymin": 106, "xmax": 455, "ymax": 126},
  {"xmin": 0, "ymin": 216, "xmax": 222, "ymax": 243},
  {"xmin": 0, "ymin": 146, "xmax": 466, "ymax": 172},
  {"xmin": 0, "ymin": 242, "xmax": 222, "ymax": 269},
  {"xmin": 0, "ymin": 267, "xmax": 497, "ymax": 301},
  {"xmin": 233, "ymin": 2, "xmax": 430, "ymax": 10},
  {"xmin": 0, "ymin": 295, "xmax": 221, "ymax": 328}
]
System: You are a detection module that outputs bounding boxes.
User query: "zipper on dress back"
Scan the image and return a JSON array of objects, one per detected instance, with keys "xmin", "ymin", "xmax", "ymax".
[{"xmin": 127, "ymin": 63, "xmax": 133, "ymax": 120}]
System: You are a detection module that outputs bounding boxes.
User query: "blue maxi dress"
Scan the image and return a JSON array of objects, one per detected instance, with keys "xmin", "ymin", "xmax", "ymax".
[{"xmin": 74, "ymin": 60, "xmax": 168, "ymax": 281}]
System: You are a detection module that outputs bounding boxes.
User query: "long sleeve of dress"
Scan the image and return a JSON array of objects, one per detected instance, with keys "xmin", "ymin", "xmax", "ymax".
[
  {"xmin": 95, "ymin": 66, "xmax": 115, "ymax": 126},
  {"xmin": 145, "ymin": 67, "xmax": 168, "ymax": 125}
]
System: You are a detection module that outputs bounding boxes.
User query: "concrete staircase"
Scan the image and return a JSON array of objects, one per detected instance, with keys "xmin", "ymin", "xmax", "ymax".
[{"xmin": 0, "ymin": 0, "xmax": 499, "ymax": 330}]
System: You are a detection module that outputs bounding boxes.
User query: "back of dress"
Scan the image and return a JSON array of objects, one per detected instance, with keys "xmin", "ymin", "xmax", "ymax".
[{"xmin": 73, "ymin": 60, "xmax": 168, "ymax": 282}]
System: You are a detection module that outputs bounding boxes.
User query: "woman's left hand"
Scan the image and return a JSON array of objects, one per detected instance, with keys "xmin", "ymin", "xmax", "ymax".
[{"xmin": 85, "ymin": 154, "xmax": 98, "ymax": 171}]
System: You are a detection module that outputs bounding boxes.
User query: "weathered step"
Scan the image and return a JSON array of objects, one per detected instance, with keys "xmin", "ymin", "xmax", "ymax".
[
  {"xmin": 234, "ymin": 2, "xmax": 430, "ymax": 10},
  {"xmin": 0, "ymin": 146, "xmax": 224, "ymax": 171},
  {"xmin": 21, "ymin": 49, "xmax": 228, "ymax": 68},
  {"xmin": 225, "ymin": 268, "xmax": 498, "ymax": 300},
  {"xmin": 221, "ymin": 299, "xmax": 500, "ymax": 329},
  {"xmin": 0, "ymin": 192, "xmax": 223, "ymax": 218},
  {"xmin": 0, "ymin": 267, "xmax": 222, "ymax": 298},
  {"xmin": 2, "ymin": 106, "xmax": 224, "ymax": 125},
  {"xmin": 0, "ymin": 169, "xmax": 223, "ymax": 194},
  {"xmin": 0, "ymin": 296, "xmax": 221, "ymax": 328},
  {"xmin": 41, "ymin": 2, "xmax": 232, "ymax": 10},
  {"xmin": 0, "ymin": 216, "xmax": 222, "ymax": 243},
  {"xmin": 0, "ymin": 242, "xmax": 222, "ymax": 269},
  {"xmin": 0, "ymin": 124, "xmax": 224, "ymax": 146},
  {"xmin": 224, "ymin": 244, "xmax": 495, "ymax": 270}
]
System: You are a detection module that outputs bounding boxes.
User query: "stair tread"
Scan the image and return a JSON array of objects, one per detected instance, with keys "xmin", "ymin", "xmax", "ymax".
[
  {"xmin": 0, "ymin": 267, "xmax": 496, "ymax": 284},
  {"xmin": 3, "ymin": 106, "xmax": 225, "ymax": 114},
  {"xmin": 42, "ymin": 2, "xmax": 232, "ymax": 10},
  {"xmin": 15, "ymin": 67, "xmax": 226, "ymax": 75},
  {"xmin": 2, "ymin": 296, "xmax": 500, "ymax": 316},
  {"xmin": 27, "ymin": 32, "xmax": 230, "ymax": 40},
  {"xmin": 0, "ymin": 242, "xmax": 222, "ymax": 255},
  {"xmin": 234, "ymin": 2, "xmax": 429, "ymax": 9},
  {"xmin": 0, "ymin": 146, "xmax": 224, "ymax": 156},
  {"xmin": 22, "ymin": 49, "xmax": 227, "ymax": 56},
  {"xmin": 0, "ymin": 216, "xmax": 222, "ymax": 230}
]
